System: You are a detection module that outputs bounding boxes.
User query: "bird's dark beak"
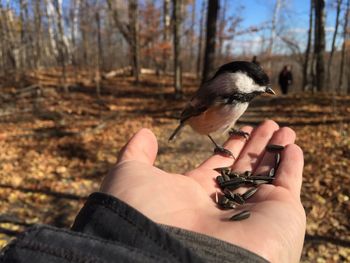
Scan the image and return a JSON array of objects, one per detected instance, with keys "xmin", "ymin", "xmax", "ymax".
[{"xmin": 265, "ymin": 86, "xmax": 275, "ymax": 95}]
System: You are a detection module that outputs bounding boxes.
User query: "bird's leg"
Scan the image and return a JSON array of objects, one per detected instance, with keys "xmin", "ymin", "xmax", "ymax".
[
  {"xmin": 208, "ymin": 135, "xmax": 235, "ymax": 159},
  {"xmin": 228, "ymin": 128, "xmax": 250, "ymax": 140}
]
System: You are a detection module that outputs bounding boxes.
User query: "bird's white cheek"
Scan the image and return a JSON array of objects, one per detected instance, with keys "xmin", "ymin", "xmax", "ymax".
[{"xmin": 188, "ymin": 103, "xmax": 249, "ymax": 135}]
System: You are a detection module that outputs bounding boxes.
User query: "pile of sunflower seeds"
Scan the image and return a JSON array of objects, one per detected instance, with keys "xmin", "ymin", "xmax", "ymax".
[{"xmin": 214, "ymin": 144, "xmax": 284, "ymax": 221}]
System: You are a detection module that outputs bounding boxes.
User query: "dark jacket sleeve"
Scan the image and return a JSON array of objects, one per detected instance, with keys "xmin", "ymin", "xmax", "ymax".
[{"xmin": 0, "ymin": 192, "xmax": 268, "ymax": 263}]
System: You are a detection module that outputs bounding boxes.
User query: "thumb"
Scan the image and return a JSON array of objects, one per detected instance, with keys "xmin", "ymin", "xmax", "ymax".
[{"xmin": 117, "ymin": 128, "xmax": 158, "ymax": 165}]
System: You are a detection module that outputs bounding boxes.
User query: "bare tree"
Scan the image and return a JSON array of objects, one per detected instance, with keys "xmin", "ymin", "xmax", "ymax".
[
  {"xmin": 314, "ymin": 0, "xmax": 326, "ymax": 92},
  {"xmin": 196, "ymin": 0, "xmax": 206, "ymax": 79},
  {"xmin": 70, "ymin": 0, "xmax": 80, "ymax": 67},
  {"xmin": 95, "ymin": 10, "xmax": 102, "ymax": 96},
  {"xmin": 162, "ymin": 0, "xmax": 171, "ymax": 73},
  {"xmin": 326, "ymin": 0, "xmax": 342, "ymax": 91},
  {"xmin": 217, "ymin": 0, "xmax": 227, "ymax": 62},
  {"xmin": 129, "ymin": 0, "xmax": 140, "ymax": 83},
  {"xmin": 107, "ymin": 0, "xmax": 140, "ymax": 83},
  {"xmin": 0, "ymin": 2, "xmax": 19, "ymax": 75},
  {"xmin": 45, "ymin": 0, "xmax": 58, "ymax": 60},
  {"xmin": 339, "ymin": 0, "xmax": 350, "ymax": 93},
  {"xmin": 52, "ymin": 0, "xmax": 70, "ymax": 92},
  {"xmin": 34, "ymin": 0, "xmax": 43, "ymax": 68},
  {"xmin": 202, "ymin": 0, "xmax": 219, "ymax": 82},
  {"xmin": 267, "ymin": 0, "xmax": 282, "ymax": 69},
  {"xmin": 173, "ymin": 0, "xmax": 182, "ymax": 97},
  {"xmin": 303, "ymin": 0, "xmax": 314, "ymax": 91},
  {"xmin": 189, "ymin": 0, "xmax": 196, "ymax": 65}
]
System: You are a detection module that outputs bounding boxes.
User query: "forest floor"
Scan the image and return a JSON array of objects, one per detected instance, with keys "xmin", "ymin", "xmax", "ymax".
[{"xmin": 0, "ymin": 71, "xmax": 349, "ymax": 262}]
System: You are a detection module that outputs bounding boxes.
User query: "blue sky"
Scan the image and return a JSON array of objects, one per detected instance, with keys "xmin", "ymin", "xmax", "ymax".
[
  {"xmin": 206, "ymin": 0, "xmax": 342, "ymax": 54},
  {"xmin": 1, "ymin": 0, "xmax": 344, "ymax": 54}
]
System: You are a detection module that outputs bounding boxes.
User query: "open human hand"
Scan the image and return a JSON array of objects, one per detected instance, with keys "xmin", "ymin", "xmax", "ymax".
[{"xmin": 101, "ymin": 120, "xmax": 306, "ymax": 263}]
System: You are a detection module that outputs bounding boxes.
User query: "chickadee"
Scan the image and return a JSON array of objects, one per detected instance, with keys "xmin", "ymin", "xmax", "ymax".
[{"xmin": 169, "ymin": 61, "xmax": 275, "ymax": 157}]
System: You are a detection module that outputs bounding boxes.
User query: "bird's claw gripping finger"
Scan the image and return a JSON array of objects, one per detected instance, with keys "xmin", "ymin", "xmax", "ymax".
[
  {"xmin": 228, "ymin": 129, "xmax": 250, "ymax": 140},
  {"xmin": 214, "ymin": 146, "xmax": 236, "ymax": 159}
]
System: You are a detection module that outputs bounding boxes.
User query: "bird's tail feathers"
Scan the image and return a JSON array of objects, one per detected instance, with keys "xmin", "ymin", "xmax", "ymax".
[{"xmin": 169, "ymin": 123, "xmax": 185, "ymax": 141}]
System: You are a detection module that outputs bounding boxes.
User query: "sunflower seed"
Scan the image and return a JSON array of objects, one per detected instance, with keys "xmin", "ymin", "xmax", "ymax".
[
  {"xmin": 275, "ymin": 153, "xmax": 281, "ymax": 169},
  {"xmin": 233, "ymin": 193, "xmax": 245, "ymax": 205},
  {"xmin": 228, "ymin": 172, "xmax": 240, "ymax": 178},
  {"xmin": 214, "ymin": 167, "xmax": 231, "ymax": 175},
  {"xmin": 243, "ymin": 171, "xmax": 252, "ymax": 177},
  {"xmin": 221, "ymin": 200, "xmax": 237, "ymax": 209},
  {"xmin": 266, "ymin": 144, "xmax": 285, "ymax": 152},
  {"xmin": 269, "ymin": 168, "xmax": 275, "ymax": 177},
  {"xmin": 242, "ymin": 188, "xmax": 258, "ymax": 200},
  {"xmin": 249, "ymin": 176, "xmax": 274, "ymax": 181},
  {"xmin": 253, "ymin": 180, "xmax": 271, "ymax": 186},
  {"xmin": 220, "ymin": 177, "xmax": 246, "ymax": 190},
  {"xmin": 229, "ymin": 210, "xmax": 250, "ymax": 221},
  {"xmin": 223, "ymin": 174, "xmax": 231, "ymax": 181},
  {"xmin": 218, "ymin": 195, "xmax": 229, "ymax": 205},
  {"xmin": 223, "ymin": 188, "xmax": 235, "ymax": 200},
  {"xmin": 216, "ymin": 176, "xmax": 224, "ymax": 185}
]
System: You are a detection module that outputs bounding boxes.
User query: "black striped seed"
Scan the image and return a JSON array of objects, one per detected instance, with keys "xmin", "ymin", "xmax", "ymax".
[
  {"xmin": 253, "ymin": 180, "xmax": 271, "ymax": 186},
  {"xmin": 223, "ymin": 174, "xmax": 231, "ymax": 181},
  {"xmin": 242, "ymin": 188, "xmax": 258, "ymax": 200},
  {"xmin": 266, "ymin": 144, "xmax": 285, "ymax": 152},
  {"xmin": 269, "ymin": 168, "xmax": 275, "ymax": 177},
  {"xmin": 275, "ymin": 153, "xmax": 281, "ymax": 169},
  {"xmin": 228, "ymin": 172, "xmax": 240, "ymax": 178},
  {"xmin": 248, "ymin": 176, "xmax": 274, "ymax": 181},
  {"xmin": 243, "ymin": 171, "xmax": 252, "ymax": 177},
  {"xmin": 214, "ymin": 167, "xmax": 231, "ymax": 175},
  {"xmin": 216, "ymin": 176, "xmax": 224, "ymax": 185},
  {"xmin": 229, "ymin": 210, "xmax": 250, "ymax": 221},
  {"xmin": 223, "ymin": 188, "xmax": 235, "ymax": 200},
  {"xmin": 233, "ymin": 194, "xmax": 245, "ymax": 205},
  {"xmin": 221, "ymin": 201, "xmax": 236, "ymax": 209}
]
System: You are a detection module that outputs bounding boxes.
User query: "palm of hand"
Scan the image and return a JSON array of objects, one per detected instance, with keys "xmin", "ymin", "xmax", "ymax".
[{"xmin": 101, "ymin": 120, "xmax": 306, "ymax": 263}]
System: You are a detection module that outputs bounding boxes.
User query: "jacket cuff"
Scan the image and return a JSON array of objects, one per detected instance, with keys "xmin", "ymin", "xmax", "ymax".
[{"xmin": 72, "ymin": 192, "xmax": 203, "ymax": 262}]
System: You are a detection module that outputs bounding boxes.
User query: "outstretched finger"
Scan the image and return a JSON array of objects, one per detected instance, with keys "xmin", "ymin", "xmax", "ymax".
[
  {"xmin": 231, "ymin": 120, "xmax": 280, "ymax": 173},
  {"xmin": 274, "ymin": 144, "xmax": 304, "ymax": 199},
  {"xmin": 198, "ymin": 125, "xmax": 253, "ymax": 170},
  {"xmin": 117, "ymin": 128, "xmax": 158, "ymax": 165},
  {"xmin": 254, "ymin": 127, "xmax": 296, "ymax": 176}
]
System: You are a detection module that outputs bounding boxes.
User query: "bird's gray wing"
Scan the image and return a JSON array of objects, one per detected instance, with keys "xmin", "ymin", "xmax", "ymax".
[{"xmin": 179, "ymin": 95, "xmax": 232, "ymax": 123}]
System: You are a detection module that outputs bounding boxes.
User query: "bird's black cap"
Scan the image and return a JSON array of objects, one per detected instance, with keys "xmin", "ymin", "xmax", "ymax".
[{"xmin": 211, "ymin": 61, "xmax": 270, "ymax": 86}]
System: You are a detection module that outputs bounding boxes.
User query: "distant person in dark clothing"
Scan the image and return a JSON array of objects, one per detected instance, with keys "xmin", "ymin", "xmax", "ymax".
[
  {"xmin": 278, "ymin": 65, "xmax": 293, "ymax": 95},
  {"xmin": 252, "ymin": 55, "xmax": 260, "ymax": 66}
]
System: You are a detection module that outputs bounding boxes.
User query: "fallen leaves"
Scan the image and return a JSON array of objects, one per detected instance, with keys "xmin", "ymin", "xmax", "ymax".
[{"xmin": 0, "ymin": 73, "xmax": 349, "ymax": 261}]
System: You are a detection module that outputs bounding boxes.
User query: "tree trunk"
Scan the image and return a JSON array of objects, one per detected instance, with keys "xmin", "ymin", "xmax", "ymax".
[
  {"xmin": 19, "ymin": 0, "xmax": 26, "ymax": 71},
  {"xmin": 70, "ymin": 0, "xmax": 80, "ymax": 67},
  {"xmin": 196, "ymin": 0, "xmax": 205, "ymax": 79},
  {"xmin": 302, "ymin": 0, "xmax": 314, "ymax": 91},
  {"xmin": 314, "ymin": 0, "xmax": 326, "ymax": 92},
  {"xmin": 53, "ymin": 0, "xmax": 69, "ymax": 92},
  {"xmin": 217, "ymin": 0, "xmax": 227, "ymax": 63},
  {"xmin": 189, "ymin": 0, "xmax": 196, "ymax": 68},
  {"xmin": 129, "ymin": 0, "xmax": 140, "ymax": 83},
  {"xmin": 339, "ymin": 0, "xmax": 350, "ymax": 93},
  {"xmin": 0, "ymin": 1, "xmax": 18, "ymax": 74},
  {"xmin": 162, "ymin": 0, "xmax": 171, "ymax": 73},
  {"xmin": 172, "ymin": 0, "xmax": 182, "ymax": 97},
  {"xmin": 266, "ymin": 0, "xmax": 281, "ymax": 72},
  {"xmin": 202, "ymin": 0, "xmax": 219, "ymax": 82},
  {"xmin": 326, "ymin": 0, "xmax": 342, "ymax": 92},
  {"xmin": 34, "ymin": 0, "xmax": 42, "ymax": 68},
  {"xmin": 80, "ymin": 1, "xmax": 89, "ymax": 67},
  {"xmin": 95, "ymin": 11, "xmax": 103, "ymax": 97},
  {"xmin": 45, "ymin": 0, "xmax": 58, "ymax": 60},
  {"xmin": 18, "ymin": 0, "xmax": 27, "ymax": 87}
]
